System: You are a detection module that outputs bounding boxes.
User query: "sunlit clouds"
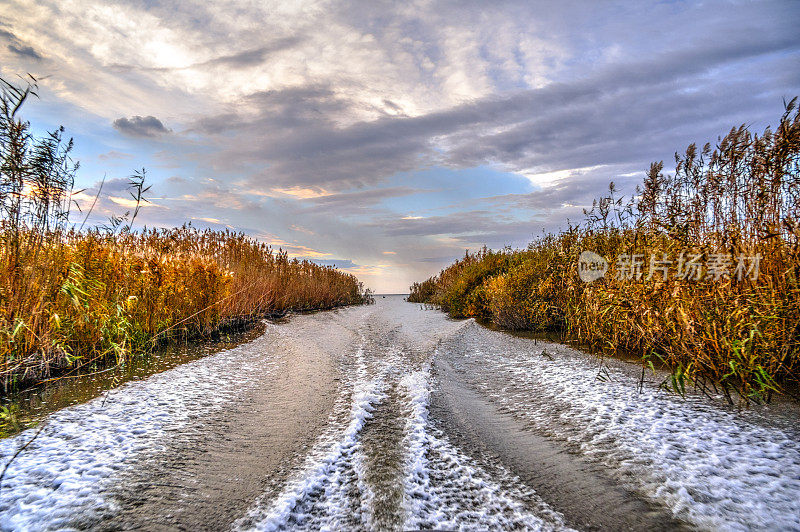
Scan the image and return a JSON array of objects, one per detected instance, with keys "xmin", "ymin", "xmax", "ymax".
[{"xmin": 1, "ymin": 0, "xmax": 798, "ymax": 291}]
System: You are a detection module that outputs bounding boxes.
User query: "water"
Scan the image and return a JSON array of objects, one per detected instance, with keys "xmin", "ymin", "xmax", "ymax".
[
  {"xmin": 1, "ymin": 296, "xmax": 798, "ymax": 531},
  {"xmin": 0, "ymin": 324, "xmax": 267, "ymax": 437}
]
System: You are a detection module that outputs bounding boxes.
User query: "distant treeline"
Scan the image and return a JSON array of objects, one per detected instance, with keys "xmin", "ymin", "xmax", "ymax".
[
  {"xmin": 410, "ymin": 100, "xmax": 800, "ymax": 403},
  {"xmin": 0, "ymin": 75, "xmax": 371, "ymax": 391}
]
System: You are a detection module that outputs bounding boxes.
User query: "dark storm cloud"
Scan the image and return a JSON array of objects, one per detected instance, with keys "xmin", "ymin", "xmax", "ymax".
[{"xmin": 113, "ymin": 115, "xmax": 172, "ymax": 138}]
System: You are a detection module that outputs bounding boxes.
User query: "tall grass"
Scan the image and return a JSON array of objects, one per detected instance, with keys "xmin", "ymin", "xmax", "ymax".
[
  {"xmin": 410, "ymin": 100, "xmax": 800, "ymax": 403},
  {"xmin": 0, "ymin": 76, "xmax": 371, "ymax": 392}
]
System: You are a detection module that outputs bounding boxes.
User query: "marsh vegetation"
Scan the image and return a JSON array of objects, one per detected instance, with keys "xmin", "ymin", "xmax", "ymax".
[
  {"xmin": 0, "ymin": 75, "xmax": 371, "ymax": 398},
  {"xmin": 410, "ymin": 100, "xmax": 800, "ymax": 403}
]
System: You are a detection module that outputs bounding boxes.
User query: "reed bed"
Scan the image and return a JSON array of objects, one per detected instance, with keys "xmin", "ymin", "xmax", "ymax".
[
  {"xmin": 0, "ymin": 76, "xmax": 370, "ymax": 392},
  {"xmin": 410, "ymin": 100, "xmax": 800, "ymax": 403}
]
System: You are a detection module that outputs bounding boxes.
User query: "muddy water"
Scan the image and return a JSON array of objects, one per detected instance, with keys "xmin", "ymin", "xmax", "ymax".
[{"xmin": 1, "ymin": 296, "xmax": 799, "ymax": 531}]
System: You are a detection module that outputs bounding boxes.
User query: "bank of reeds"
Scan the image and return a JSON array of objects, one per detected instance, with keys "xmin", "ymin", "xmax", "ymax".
[
  {"xmin": 410, "ymin": 100, "xmax": 800, "ymax": 403},
  {"xmin": 0, "ymin": 76, "xmax": 370, "ymax": 391}
]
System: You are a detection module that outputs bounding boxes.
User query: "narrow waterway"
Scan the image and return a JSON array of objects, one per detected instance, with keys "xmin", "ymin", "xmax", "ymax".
[{"xmin": 1, "ymin": 296, "xmax": 798, "ymax": 531}]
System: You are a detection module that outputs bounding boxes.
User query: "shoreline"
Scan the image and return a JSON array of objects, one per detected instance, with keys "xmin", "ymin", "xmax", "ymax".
[{"xmin": 0, "ymin": 301, "xmax": 366, "ymax": 438}]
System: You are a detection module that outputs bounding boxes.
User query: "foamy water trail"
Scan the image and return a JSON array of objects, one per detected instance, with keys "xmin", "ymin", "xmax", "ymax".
[
  {"xmin": 447, "ymin": 321, "xmax": 800, "ymax": 531},
  {"xmin": 239, "ymin": 340, "xmax": 571, "ymax": 531},
  {"xmin": 398, "ymin": 364, "xmax": 572, "ymax": 531},
  {"xmin": 4, "ymin": 298, "xmax": 798, "ymax": 531},
  {"xmin": 235, "ymin": 333, "xmax": 384, "ymax": 531},
  {"xmin": 0, "ymin": 326, "xmax": 278, "ymax": 531}
]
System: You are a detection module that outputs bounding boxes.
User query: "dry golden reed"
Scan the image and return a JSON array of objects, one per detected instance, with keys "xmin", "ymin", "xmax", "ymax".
[
  {"xmin": 410, "ymin": 100, "xmax": 800, "ymax": 403},
  {"xmin": 0, "ymin": 75, "xmax": 370, "ymax": 391}
]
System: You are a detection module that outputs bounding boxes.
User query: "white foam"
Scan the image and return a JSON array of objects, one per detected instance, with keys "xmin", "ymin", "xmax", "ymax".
[
  {"xmin": 448, "ymin": 324, "xmax": 800, "ymax": 531},
  {"xmin": 240, "ymin": 335, "xmax": 571, "ymax": 531},
  {"xmin": 236, "ymin": 335, "xmax": 388, "ymax": 531},
  {"xmin": 398, "ymin": 363, "xmax": 572, "ymax": 531},
  {"xmin": 0, "ymin": 328, "xmax": 277, "ymax": 531}
]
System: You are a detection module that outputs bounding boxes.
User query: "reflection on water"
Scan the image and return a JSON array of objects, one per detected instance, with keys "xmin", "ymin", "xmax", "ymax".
[{"xmin": 1, "ymin": 322, "xmax": 266, "ymax": 437}]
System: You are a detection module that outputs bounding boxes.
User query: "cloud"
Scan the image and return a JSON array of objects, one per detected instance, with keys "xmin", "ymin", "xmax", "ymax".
[
  {"xmin": 113, "ymin": 115, "xmax": 172, "ymax": 138},
  {"xmin": 297, "ymin": 187, "xmax": 421, "ymax": 215},
  {"xmin": 417, "ymin": 255, "xmax": 463, "ymax": 263},
  {"xmin": 270, "ymin": 186, "xmax": 331, "ymax": 199},
  {"xmin": 290, "ymin": 224, "xmax": 315, "ymax": 235},
  {"xmin": 197, "ymin": 37, "xmax": 307, "ymax": 69},
  {"xmin": 484, "ymin": 164, "xmax": 644, "ymax": 213},
  {"xmin": 98, "ymin": 150, "xmax": 133, "ymax": 161},
  {"xmin": 186, "ymin": 28, "xmax": 798, "ymax": 195},
  {"xmin": 260, "ymin": 236, "xmax": 331, "ymax": 258},
  {"xmin": 4, "ymin": 0, "xmax": 799, "ymax": 292},
  {"xmin": 8, "ymin": 43, "xmax": 43, "ymax": 60},
  {"xmin": 0, "ymin": 28, "xmax": 43, "ymax": 61},
  {"xmin": 108, "ymin": 196, "xmax": 162, "ymax": 209},
  {"xmin": 379, "ymin": 210, "xmax": 514, "ymax": 238},
  {"xmin": 108, "ymin": 36, "xmax": 308, "ymax": 73}
]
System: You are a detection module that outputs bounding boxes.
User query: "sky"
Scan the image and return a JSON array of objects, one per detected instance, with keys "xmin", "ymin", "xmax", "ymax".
[{"xmin": 1, "ymin": 0, "xmax": 798, "ymax": 293}]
